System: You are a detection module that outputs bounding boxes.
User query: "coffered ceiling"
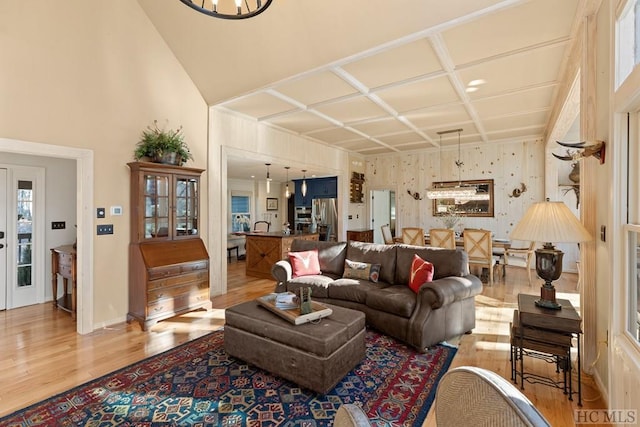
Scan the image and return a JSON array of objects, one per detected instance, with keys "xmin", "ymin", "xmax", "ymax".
[{"xmin": 138, "ymin": 0, "xmax": 583, "ymax": 180}]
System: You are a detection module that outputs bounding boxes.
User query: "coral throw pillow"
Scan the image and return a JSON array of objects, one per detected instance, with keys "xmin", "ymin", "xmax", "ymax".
[
  {"xmin": 343, "ymin": 259, "xmax": 381, "ymax": 283},
  {"xmin": 289, "ymin": 249, "xmax": 321, "ymax": 278},
  {"xmin": 409, "ymin": 254, "xmax": 434, "ymax": 293}
]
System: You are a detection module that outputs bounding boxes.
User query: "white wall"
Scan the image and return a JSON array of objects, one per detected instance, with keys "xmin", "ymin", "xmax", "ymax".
[
  {"xmin": 366, "ymin": 139, "xmax": 545, "ymax": 234},
  {"xmin": 0, "ymin": 1, "xmax": 208, "ymax": 329}
]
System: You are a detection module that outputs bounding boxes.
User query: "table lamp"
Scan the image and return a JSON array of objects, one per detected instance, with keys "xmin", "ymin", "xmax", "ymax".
[{"xmin": 510, "ymin": 200, "xmax": 592, "ymax": 309}]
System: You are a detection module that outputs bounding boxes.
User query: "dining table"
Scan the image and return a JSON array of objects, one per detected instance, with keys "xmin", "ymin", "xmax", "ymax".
[{"xmin": 424, "ymin": 235, "xmax": 512, "ymax": 278}]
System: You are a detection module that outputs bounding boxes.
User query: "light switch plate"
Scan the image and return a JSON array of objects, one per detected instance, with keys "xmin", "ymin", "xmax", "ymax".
[
  {"xmin": 110, "ymin": 206, "xmax": 123, "ymax": 216},
  {"xmin": 97, "ymin": 224, "xmax": 114, "ymax": 235},
  {"xmin": 97, "ymin": 207, "xmax": 106, "ymax": 218}
]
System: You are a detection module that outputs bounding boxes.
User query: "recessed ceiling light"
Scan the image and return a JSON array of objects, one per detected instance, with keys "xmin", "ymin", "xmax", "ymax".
[
  {"xmin": 465, "ymin": 87, "xmax": 479, "ymax": 93},
  {"xmin": 468, "ymin": 79, "xmax": 486, "ymax": 86}
]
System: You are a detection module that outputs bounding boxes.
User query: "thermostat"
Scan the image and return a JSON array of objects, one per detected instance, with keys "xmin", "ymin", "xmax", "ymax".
[{"xmin": 110, "ymin": 206, "xmax": 123, "ymax": 216}]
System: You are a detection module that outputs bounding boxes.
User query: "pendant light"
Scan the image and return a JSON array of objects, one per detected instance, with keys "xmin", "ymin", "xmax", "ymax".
[
  {"xmin": 265, "ymin": 163, "xmax": 271, "ymax": 194},
  {"xmin": 426, "ymin": 129, "xmax": 477, "ymax": 199},
  {"xmin": 301, "ymin": 170, "xmax": 308, "ymax": 197},
  {"xmin": 284, "ymin": 166, "xmax": 291, "ymax": 199}
]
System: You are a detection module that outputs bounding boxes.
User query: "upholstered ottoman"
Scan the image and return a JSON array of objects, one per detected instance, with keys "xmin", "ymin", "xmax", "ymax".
[{"xmin": 224, "ymin": 300, "xmax": 366, "ymax": 394}]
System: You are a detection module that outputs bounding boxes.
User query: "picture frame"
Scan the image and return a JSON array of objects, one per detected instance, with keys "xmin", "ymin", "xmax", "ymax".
[
  {"xmin": 266, "ymin": 197, "xmax": 278, "ymax": 211},
  {"xmin": 431, "ymin": 179, "xmax": 494, "ymax": 217}
]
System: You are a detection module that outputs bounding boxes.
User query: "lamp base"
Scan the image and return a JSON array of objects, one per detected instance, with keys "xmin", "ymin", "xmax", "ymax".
[
  {"xmin": 534, "ymin": 285, "xmax": 562, "ymax": 310},
  {"xmin": 534, "ymin": 298, "xmax": 562, "ymax": 310}
]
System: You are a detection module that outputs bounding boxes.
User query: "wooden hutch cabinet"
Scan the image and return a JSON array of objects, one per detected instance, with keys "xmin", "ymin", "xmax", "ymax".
[{"xmin": 127, "ymin": 162, "xmax": 211, "ymax": 330}]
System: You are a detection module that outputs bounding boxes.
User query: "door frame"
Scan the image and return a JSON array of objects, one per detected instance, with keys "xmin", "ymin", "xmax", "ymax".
[
  {"xmin": 0, "ymin": 138, "xmax": 94, "ymax": 334},
  {"xmin": 368, "ymin": 186, "xmax": 398, "ymax": 244},
  {"xmin": 0, "ymin": 169, "xmax": 6, "ymax": 310}
]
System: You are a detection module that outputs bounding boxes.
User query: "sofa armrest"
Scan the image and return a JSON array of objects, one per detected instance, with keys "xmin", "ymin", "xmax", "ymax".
[
  {"xmin": 418, "ymin": 275, "xmax": 483, "ymax": 309},
  {"xmin": 271, "ymin": 260, "xmax": 292, "ymax": 293}
]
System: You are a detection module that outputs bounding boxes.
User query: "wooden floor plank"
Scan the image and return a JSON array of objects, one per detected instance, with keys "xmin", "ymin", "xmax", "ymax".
[{"xmin": 0, "ymin": 260, "xmax": 606, "ymax": 426}]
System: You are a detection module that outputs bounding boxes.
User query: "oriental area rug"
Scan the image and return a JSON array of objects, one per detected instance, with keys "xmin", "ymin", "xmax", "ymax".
[{"xmin": 0, "ymin": 329, "xmax": 457, "ymax": 427}]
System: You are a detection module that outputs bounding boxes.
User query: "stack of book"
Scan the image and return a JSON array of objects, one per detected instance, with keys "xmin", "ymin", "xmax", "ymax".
[{"xmin": 274, "ymin": 292, "xmax": 299, "ymax": 310}]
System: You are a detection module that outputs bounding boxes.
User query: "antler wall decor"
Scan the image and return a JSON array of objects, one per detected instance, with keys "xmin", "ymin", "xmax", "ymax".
[
  {"xmin": 407, "ymin": 190, "xmax": 423, "ymax": 200},
  {"xmin": 553, "ymin": 140, "xmax": 606, "ymax": 164}
]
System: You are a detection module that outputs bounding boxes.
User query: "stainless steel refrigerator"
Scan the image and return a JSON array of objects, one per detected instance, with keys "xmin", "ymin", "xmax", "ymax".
[{"xmin": 312, "ymin": 198, "xmax": 337, "ymax": 241}]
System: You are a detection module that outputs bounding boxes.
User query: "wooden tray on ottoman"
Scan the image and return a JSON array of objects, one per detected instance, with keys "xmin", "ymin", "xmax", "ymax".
[{"xmin": 257, "ymin": 293, "xmax": 332, "ymax": 325}]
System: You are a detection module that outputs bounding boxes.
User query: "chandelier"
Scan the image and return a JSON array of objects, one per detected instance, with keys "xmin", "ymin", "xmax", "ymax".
[
  {"xmin": 179, "ymin": 0, "xmax": 273, "ymax": 20},
  {"xmin": 426, "ymin": 128, "xmax": 478, "ymax": 200}
]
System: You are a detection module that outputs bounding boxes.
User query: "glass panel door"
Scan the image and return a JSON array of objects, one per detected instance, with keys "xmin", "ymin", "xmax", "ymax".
[
  {"xmin": 175, "ymin": 177, "xmax": 199, "ymax": 237},
  {"xmin": 143, "ymin": 174, "xmax": 170, "ymax": 239}
]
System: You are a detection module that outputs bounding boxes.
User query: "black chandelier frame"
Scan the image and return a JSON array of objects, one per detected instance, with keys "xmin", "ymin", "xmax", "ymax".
[{"xmin": 179, "ymin": 0, "xmax": 273, "ymax": 20}]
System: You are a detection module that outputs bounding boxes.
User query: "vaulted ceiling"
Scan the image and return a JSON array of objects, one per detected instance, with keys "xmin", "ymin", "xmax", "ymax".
[{"xmin": 138, "ymin": 0, "xmax": 583, "ymax": 180}]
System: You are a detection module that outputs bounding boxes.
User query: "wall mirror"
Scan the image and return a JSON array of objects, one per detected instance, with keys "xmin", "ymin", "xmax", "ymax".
[{"xmin": 432, "ymin": 179, "xmax": 494, "ymax": 217}]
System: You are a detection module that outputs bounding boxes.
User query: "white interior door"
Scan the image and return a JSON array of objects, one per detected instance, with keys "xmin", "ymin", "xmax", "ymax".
[
  {"xmin": 8, "ymin": 167, "xmax": 45, "ymax": 309},
  {"xmin": 371, "ymin": 190, "xmax": 391, "ymax": 244},
  {"xmin": 0, "ymin": 169, "xmax": 7, "ymax": 310}
]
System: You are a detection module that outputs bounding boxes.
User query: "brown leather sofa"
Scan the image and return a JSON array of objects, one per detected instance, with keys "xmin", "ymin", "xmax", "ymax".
[{"xmin": 271, "ymin": 240, "xmax": 483, "ymax": 352}]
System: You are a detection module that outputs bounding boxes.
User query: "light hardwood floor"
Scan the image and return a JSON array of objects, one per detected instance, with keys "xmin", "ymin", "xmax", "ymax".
[{"xmin": 0, "ymin": 261, "xmax": 606, "ymax": 425}]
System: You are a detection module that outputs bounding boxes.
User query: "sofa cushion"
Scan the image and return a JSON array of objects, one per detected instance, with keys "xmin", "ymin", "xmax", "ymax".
[
  {"xmin": 289, "ymin": 249, "xmax": 321, "ymax": 277},
  {"xmin": 343, "ymin": 259, "xmax": 381, "ymax": 283},
  {"xmin": 346, "ymin": 241, "xmax": 397, "ymax": 285},
  {"xmin": 291, "ymin": 239, "xmax": 347, "ymax": 276},
  {"xmin": 395, "ymin": 245, "xmax": 469, "ymax": 284},
  {"xmin": 365, "ymin": 285, "xmax": 416, "ymax": 318},
  {"xmin": 409, "ymin": 254, "xmax": 434, "ymax": 293},
  {"xmin": 328, "ymin": 279, "xmax": 389, "ymax": 304}
]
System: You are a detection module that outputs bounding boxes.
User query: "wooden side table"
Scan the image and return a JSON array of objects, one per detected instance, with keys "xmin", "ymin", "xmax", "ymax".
[
  {"xmin": 346, "ymin": 229, "xmax": 373, "ymax": 243},
  {"xmin": 51, "ymin": 245, "xmax": 77, "ymax": 319},
  {"xmin": 512, "ymin": 293, "xmax": 582, "ymax": 405}
]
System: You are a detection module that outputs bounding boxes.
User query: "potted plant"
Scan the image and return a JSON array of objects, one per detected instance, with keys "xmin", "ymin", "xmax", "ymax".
[{"xmin": 134, "ymin": 120, "xmax": 193, "ymax": 166}]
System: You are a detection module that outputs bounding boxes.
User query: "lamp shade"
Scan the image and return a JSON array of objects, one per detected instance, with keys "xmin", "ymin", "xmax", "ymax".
[{"xmin": 510, "ymin": 201, "xmax": 592, "ymax": 243}]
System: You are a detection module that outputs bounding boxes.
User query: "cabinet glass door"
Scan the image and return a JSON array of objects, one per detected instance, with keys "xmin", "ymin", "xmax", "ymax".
[
  {"xmin": 175, "ymin": 176, "xmax": 199, "ymax": 237},
  {"xmin": 143, "ymin": 174, "xmax": 170, "ymax": 239}
]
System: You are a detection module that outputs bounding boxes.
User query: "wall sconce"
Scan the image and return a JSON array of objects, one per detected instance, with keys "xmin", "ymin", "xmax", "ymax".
[
  {"xmin": 508, "ymin": 183, "xmax": 527, "ymax": 198},
  {"xmin": 407, "ymin": 190, "xmax": 423, "ymax": 200}
]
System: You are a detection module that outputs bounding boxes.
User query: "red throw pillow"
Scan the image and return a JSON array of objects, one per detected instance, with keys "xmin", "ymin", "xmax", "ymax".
[
  {"xmin": 289, "ymin": 249, "xmax": 321, "ymax": 278},
  {"xmin": 409, "ymin": 254, "xmax": 434, "ymax": 293}
]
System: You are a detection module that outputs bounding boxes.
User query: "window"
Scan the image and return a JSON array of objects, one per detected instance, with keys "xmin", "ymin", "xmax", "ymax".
[
  {"xmin": 231, "ymin": 194, "xmax": 251, "ymax": 232},
  {"xmin": 625, "ymin": 112, "xmax": 640, "ymax": 343},
  {"xmin": 16, "ymin": 180, "xmax": 33, "ymax": 287},
  {"xmin": 617, "ymin": 0, "xmax": 640, "ymax": 344},
  {"xmin": 616, "ymin": 0, "xmax": 640, "ymax": 87}
]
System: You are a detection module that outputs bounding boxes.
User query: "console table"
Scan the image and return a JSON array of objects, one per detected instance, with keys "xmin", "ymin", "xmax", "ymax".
[
  {"xmin": 511, "ymin": 293, "xmax": 582, "ymax": 405},
  {"xmin": 346, "ymin": 229, "xmax": 373, "ymax": 243},
  {"xmin": 51, "ymin": 244, "xmax": 77, "ymax": 319}
]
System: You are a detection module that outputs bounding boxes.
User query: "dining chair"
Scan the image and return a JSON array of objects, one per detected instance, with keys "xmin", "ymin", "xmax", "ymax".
[
  {"xmin": 380, "ymin": 224, "xmax": 394, "ymax": 244},
  {"xmin": 317, "ymin": 224, "xmax": 331, "ymax": 241},
  {"xmin": 429, "ymin": 228, "xmax": 456, "ymax": 249},
  {"xmin": 253, "ymin": 221, "xmax": 270, "ymax": 232},
  {"xmin": 463, "ymin": 228, "xmax": 497, "ymax": 285},
  {"xmin": 402, "ymin": 227, "xmax": 425, "ymax": 246},
  {"xmin": 502, "ymin": 241, "xmax": 536, "ymax": 286}
]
